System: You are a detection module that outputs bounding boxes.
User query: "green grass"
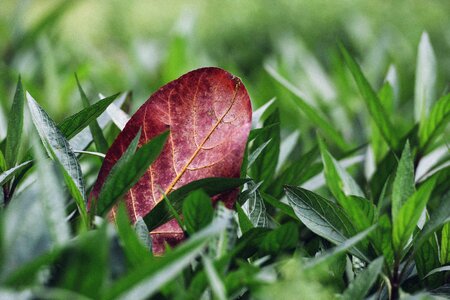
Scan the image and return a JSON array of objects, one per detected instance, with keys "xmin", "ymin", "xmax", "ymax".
[{"xmin": 1, "ymin": 2, "xmax": 450, "ymax": 299}]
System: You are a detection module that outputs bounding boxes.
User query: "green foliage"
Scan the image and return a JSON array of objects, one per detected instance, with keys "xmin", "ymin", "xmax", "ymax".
[{"xmin": 1, "ymin": 9, "xmax": 449, "ymax": 298}]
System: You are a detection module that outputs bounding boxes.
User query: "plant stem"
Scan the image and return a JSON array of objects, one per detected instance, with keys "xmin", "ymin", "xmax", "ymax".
[{"xmin": 391, "ymin": 260, "xmax": 400, "ymax": 300}]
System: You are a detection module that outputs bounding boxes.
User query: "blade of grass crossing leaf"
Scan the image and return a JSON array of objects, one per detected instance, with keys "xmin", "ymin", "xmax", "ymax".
[
  {"xmin": 341, "ymin": 256, "xmax": 384, "ymax": 300},
  {"xmin": 392, "ymin": 178, "xmax": 436, "ymax": 254},
  {"xmin": 58, "ymin": 93, "xmax": 119, "ymax": 140},
  {"xmin": 265, "ymin": 64, "xmax": 348, "ymax": 150},
  {"xmin": 75, "ymin": 74, "xmax": 109, "ymax": 153},
  {"xmin": 95, "ymin": 130, "xmax": 168, "ymax": 216},
  {"xmin": 260, "ymin": 192, "xmax": 298, "ymax": 221},
  {"xmin": 340, "ymin": 45, "xmax": 399, "ymax": 150},
  {"xmin": 415, "ymin": 32, "xmax": 437, "ymax": 123},
  {"xmin": 236, "ymin": 202, "xmax": 254, "ymax": 233},
  {"xmin": 5, "ymin": 76, "xmax": 25, "ymax": 169},
  {"xmin": 391, "ymin": 141, "xmax": 415, "ymax": 221},
  {"xmin": 182, "ymin": 190, "xmax": 214, "ymax": 235}
]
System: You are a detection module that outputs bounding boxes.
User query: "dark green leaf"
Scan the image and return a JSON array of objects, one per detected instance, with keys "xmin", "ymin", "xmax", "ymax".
[
  {"xmin": 236, "ymin": 202, "xmax": 254, "ymax": 233},
  {"xmin": 415, "ymin": 234, "xmax": 443, "ymax": 287},
  {"xmin": 5, "ymin": 76, "xmax": 25, "ymax": 169},
  {"xmin": 261, "ymin": 222, "xmax": 298, "ymax": 254},
  {"xmin": 261, "ymin": 191, "xmax": 298, "ymax": 221},
  {"xmin": 340, "ymin": 45, "xmax": 399, "ymax": 150},
  {"xmin": 341, "ymin": 256, "xmax": 384, "ymax": 300},
  {"xmin": 95, "ymin": 130, "xmax": 168, "ymax": 216},
  {"xmin": 183, "ymin": 189, "xmax": 214, "ymax": 235},
  {"xmin": 372, "ymin": 214, "xmax": 395, "ymax": 268},
  {"xmin": 285, "ymin": 185, "xmax": 370, "ymax": 261},
  {"xmin": 144, "ymin": 177, "xmax": 248, "ymax": 231}
]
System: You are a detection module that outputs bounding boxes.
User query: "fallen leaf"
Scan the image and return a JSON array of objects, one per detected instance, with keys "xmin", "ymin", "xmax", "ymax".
[{"xmin": 90, "ymin": 67, "xmax": 251, "ymax": 254}]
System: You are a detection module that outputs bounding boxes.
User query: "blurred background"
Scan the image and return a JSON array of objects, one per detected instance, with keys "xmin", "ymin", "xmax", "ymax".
[{"xmin": 1, "ymin": 0, "xmax": 449, "ymax": 148}]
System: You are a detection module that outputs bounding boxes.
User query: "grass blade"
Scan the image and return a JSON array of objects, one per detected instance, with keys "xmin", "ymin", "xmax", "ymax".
[
  {"xmin": 0, "ymin": 160, "xmax": 32, "ymax": 186},
  {"xmin": 5, "ymin": 76, "xmax": 25, "ymax": 169},
  {"xmin": 341, "ymin": 256, "xmax": 384, "ymax": 299},
  {"xmin": 340, "ymin": 45, "xmax": 399, "ymax": 150}
]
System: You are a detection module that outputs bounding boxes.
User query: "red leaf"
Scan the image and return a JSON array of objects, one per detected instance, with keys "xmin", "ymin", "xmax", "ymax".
[{"xmin": 90, "ymin": 67, "xmax": 252, "ymax": 254}]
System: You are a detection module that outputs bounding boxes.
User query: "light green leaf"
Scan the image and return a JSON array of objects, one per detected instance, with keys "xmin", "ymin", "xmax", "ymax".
[
  {"xmin": 393, "ymin": 178, "xmax": 436, "ymax": 254},
  {"xmin": 265, "ymin": 64, "xmax": 348, "ymax": 150},
  {"xmin": 425, "ymin": 266, "xmax": 450, "ymax": 278},
  {"xmin": 58, "ymin": 93, "xmax": 119, "ymax": 140},
  {"xmin": 415, "ymin": 32, "xmax": 437, "ymax": 123},
  {"xmin": 95, "ymin": 130, "xmax": 168, "ymax": 216},
  {"xmin": 418, "ymin": 93, "xmax": 450, "ymax": 152},
  {"xmin": 341, "ymin": 256, "xmax": 384, "ymax": 300},
  {"xmin": 27, "ymin": 92, "xmax": 87, "ymax": 225},
  {"xmin": 104, "ymin": 219, "xmax": 227, "ymax": 300},
  {"xmin": 285, "ymin": 186, "xmax": 369, "ymax": 261},
  {"xmin": 392, "ymin": 141, "xmax": 415, "ymax": 221},
  {"xmin": 247, "ymin": 139, "xmax": 272, "ymax": 170},
  {"xmin": 5, "ymin": 76, "xmax": 25, "ymax": 169},
  {"xmin": 0, "ymin": 151, "xmax": 5, "ymax": 172},
  {"xmin": 372, "ymin": 214, "xmax": 395, "ymax": 268},
  {"xmin": 340, "ymin": 45, "xmax": 399, "ymax": 150}
]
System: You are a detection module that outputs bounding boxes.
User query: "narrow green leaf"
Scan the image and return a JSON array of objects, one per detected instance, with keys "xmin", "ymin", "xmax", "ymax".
[
  {"xmin": 183, "ymin": 190, "xmax": 214, "ymax": 235},
  {"xmin": 27, "ymin": 93, "xmax": 87, "ymax": 222},
  {"xmin": 0, "ymin": 151, "xmax": 5, "ymax": 172},
  {"xmin": 95, "ymin": 130, "xmax": 168, "ymax": 216},
  {"xmin": 341, "ymin": 256, "xmax": 384, "ymax": 300},
  {"xmin": 425, "ymin": 266, "xmax": 450, "ymax": 278},
  {"xmin": 75, "ymin": 74, "xmax": 109, "ymax": 153},
  {"xmin": 392, "ymin": 141, "xmax": 415, "ymax": 221},
  {"xmin": 247, "ymin": 139, "xmax": 271, "ymax": 170},
  {"xmin": 285, "ymin": 186, "xmax": 370, "ymax": 261},
  {"xmin": 250, "ymin": 108, "xmax": 280, "ymax": 190},
  {"xmin": 144, "ymin": 178, "xmax": 249, "ymax": 231},
  {"xmin": 265, "ymin": 64, "xmax": 348, "ymax": 150},
  {"xmin": 393, "ymin": 178, "xmax": 436, "ymax": 254},
  {"xmin": 0, "ymin": 160, "xmax": 32, "ymax": 186},
  {"xmin": 58, "ymin": 93, "xmax": 119, "ymax": 140},
  {"xmin": 415, "ymin": 32, "xmax": 437, "ymax": 123},
  {"xmin": 5, "ymin": 76, "xmax": 25, "ymax": 169},
  {"xmin": 372, "ymin": 214, "xmax": 395, "ymax": 268},
  {"xmin": 104, "ymin": 219, "xmax": 227, "ymax": 300},
  {"xmin": 340, "ymin": 45, "xmax": 399, "ymax": 150},
  {"xmin": 419, "ymin": 94, "xmax": 450, "ymax": 152}
]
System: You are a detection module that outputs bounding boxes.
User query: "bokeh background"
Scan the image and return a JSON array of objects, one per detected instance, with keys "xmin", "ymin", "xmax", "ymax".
[{"xmin": 1, "ymin": 0, "xmax": 449, "ymax": 146}]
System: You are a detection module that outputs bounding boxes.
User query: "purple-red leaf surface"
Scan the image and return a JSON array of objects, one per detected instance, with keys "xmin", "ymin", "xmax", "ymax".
[{"xmin": 90, "ymin": 67, "xmax": 252, "ymax": 254}]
